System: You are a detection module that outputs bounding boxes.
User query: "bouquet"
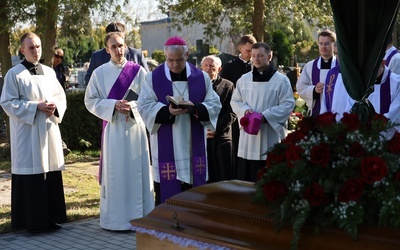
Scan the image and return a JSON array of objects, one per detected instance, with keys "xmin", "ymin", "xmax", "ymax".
[
  {"xmin": 255, "ymin": 112, "xmax": 400, "ymax": 249},
  {"xmin": 288, "ymin": 92, "xmax": 308, "ymax": 131}
]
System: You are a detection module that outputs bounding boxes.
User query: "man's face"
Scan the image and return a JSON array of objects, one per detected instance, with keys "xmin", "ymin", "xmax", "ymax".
[
  {"xmin": 201, "ymin": 58, "xmax": 220, "ymax": 80},
  {"xmin": 318, "ymin": 36, "xmax": 335, "ymax": 59},
  {"xmin": 239, "ymin": 42, "xmax": 253, "ymax": 61},
  {"xmin": 251, "ymin": 47, "xmax": 271, "ymax": 72},
  {"xmin": 20, "ymin": 36, "xmax": 41, "ymax": 64},
  {"xmin": 106, "ymin": 34, "xmax": 126, "ymax": 64},
  {"xmin": 165, "ymin": 47, "xmax": 188, "ymax": 74},
  {"xmin": 53, "ymin": 50, "xmax": 64, "ymax": 66}
]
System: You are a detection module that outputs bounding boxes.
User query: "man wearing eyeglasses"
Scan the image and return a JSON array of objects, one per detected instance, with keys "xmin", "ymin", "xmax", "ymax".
[
  {"xmin": 53, "ymin": 47, "xmax": 66, "ymax": 90},
  {"xmin": 137, "ymin": 36, "xmax": 221, "ymax": 205},
  {"xmin": 296, "ymin": 29, "xmax": 338, "ymax": 117}
]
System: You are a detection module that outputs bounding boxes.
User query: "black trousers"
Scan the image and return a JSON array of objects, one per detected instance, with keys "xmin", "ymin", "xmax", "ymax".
[
  {"xmin": 153, "ymin": 181, "xmax": 192, "ymax": 206},
  {"xmin": 11, "ymin": 171, "xmax": 67, "ymax": 230},
  {"xmin": 237, "ymin": 157, "xmax": 265, "ymax": 182}
]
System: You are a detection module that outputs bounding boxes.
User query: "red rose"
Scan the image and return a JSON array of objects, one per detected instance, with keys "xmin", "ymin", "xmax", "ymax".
[
  {"xmin": 299, "ymin": 116, "xmax": 316, "ymax": 133},
  {"xmin": 303, "ymin": 182, "xmax": 326, "ymax": 207},
  {"xmin": 316, "ymin": 112, "xmax": 336, "ymax": 128},
  {"xmin": 388, "ymin": 132, "xmax": 400, "ymax": 154},
  {"xmin": 310, "ymin": 144, "xmax": 330, "ymax": 167},
  {"xmin": 263, "ymin": 181, "xmax": 287, "ymax": 202},
  {"xmin": 338, "ymin": 178, "xmax": 364, "ymax": 202},
  {"xmin": 240, "ymin": 116, "xmax": 249, "ymax": 127},
  {"xmin": 360, "ymin": 156, "xmax": 388, "ymax": 184},
  {"xmin": 285, "ymin": 144, "xmax": 304, "ymax": 168},
  {"xmin": 283, "ymin": 130, "xmax": 306, "ymax": 145},
  {"xmin": 349, "ymin": 142, "xmax": 366, "ymax": 158},
  {"xmin": 266, "ymin": 151, "xmax": 285, "ymax": 167},
  {"xmin": 340, "ymin": 113, "xmax": 361, "ymax": 131}
]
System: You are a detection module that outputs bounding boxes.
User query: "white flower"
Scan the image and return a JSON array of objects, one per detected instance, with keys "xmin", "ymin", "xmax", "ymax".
[{"xmin": 295, "ymin": 97, "xmax": 306, "ymax": 107}]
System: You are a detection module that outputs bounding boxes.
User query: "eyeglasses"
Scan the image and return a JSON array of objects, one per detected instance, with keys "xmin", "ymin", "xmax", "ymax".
[
  {"xmin": 318, "ymin": 42, "xmax": 331, "ymax": 47},
  {"xmin": 165, "ymin": 55, "xmax": 186, "ymax": 64},
  {"xmin": 54, "ymin": 54, "xmax": 64, "ymax": 59}
]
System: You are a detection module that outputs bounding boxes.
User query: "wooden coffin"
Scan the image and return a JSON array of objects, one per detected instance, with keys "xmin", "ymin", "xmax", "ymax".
[{"xmin": 130, "ymin": 180, "xmax": 400, "ymax": 250}]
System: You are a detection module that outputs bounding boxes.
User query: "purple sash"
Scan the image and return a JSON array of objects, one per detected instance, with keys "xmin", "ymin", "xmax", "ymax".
[
  {"xmin": 385, "ymin": 49, "xmax": 399, "ymax": 66},
  {"xmin": 99, "ymin": 61, "xmax": 140, "ymax": 184},
  {"xmin": 311, "ymin": 57, "xmax": 338, "ymax": 117},
  {"xmin": 380, "ymin": 71, "xmax": 391, "ymax": 114},
  {"xmin": 152, "ymin": 63, "xmax": 207, "ymax": 203},
  {"xmin": 324, "ymin": 65, "xmax": 341, "ymax": 112}
]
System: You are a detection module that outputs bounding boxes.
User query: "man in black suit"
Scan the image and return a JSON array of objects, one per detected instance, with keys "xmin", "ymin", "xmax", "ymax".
[{"xmin": 85, "ymin": 22, "xmax": 149, "ymax": 85}]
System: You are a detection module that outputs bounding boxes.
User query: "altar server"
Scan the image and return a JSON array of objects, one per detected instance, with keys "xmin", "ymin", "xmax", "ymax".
[
  {"xmin": 231, "ymin": 42, "xmax": 294, "ymax": 182},
  {"xmin": 0, "ymin": 32, "xmax": 67, "ymax": 233}
]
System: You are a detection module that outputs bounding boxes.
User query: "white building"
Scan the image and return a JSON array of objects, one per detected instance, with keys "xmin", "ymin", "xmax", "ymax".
[{"xmin": 140, "ymin": 17, "xmax": 236, "ymax": 59}]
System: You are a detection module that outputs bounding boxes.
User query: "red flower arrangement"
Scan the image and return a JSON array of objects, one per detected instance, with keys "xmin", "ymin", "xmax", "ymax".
[{"xmin": 255, "ymin": 112, "xmax": 400, "ymax": 249}]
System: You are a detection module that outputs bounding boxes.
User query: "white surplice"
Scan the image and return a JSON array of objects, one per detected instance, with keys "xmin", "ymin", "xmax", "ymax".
[
  {"xmin": 385, "ymin": 46, "xmax": 400, "ymax": 75},
  {"xmin": 84, "ymin": 61, "xmax": 154, "ymax": 230},
  {"xmin": 231, "ymin": 71, "xmax": 295, "ymax": 161},
  {"xmin": 137, "ymin": 63, "xmax": 221, "ymax": 184},
  {"xmin": 0, "ymin": 64, "xmax": 66, "ymax": 175},
  {"xmin": 346, "ymin": 66, "xmax": 400, "ymax": 125},
  {"xmin": 296, "ymin": 56, "xmax": 338, "ymax": 115}
]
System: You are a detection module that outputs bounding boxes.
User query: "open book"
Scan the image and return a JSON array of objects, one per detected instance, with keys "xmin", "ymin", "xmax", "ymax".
[{"xmin": 166, "ymin": 95, "xmax": 195, "ymax": 112}]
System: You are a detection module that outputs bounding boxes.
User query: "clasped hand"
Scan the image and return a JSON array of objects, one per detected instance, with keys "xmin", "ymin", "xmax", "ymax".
[
  {"xmin": 38, "ymin": 101, "xmax": 56, "ymax": 117},
  {"xmin": 115, "ymin": 100, "xmax": 131, "ymax": 115}
]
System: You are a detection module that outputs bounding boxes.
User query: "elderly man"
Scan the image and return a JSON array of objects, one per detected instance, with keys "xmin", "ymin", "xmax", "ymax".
[
  {"xmin": 0, "ymin": 32, "xmax": 67, "ymax": 233},
  {"xmin": 137, "ymin": 36, "xmax": 221, "ymax": 205},
  {"xmin": 201, "ymin": 55, "xmax": 236, "ymax": 182}
]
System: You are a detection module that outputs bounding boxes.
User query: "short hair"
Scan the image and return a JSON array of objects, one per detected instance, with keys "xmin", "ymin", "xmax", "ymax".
[
  {"xmin": 164, "ymin": 45, "xmax": 189, "ymax": 55},
  {"xmin": 106, "ymin": 22, "xmax": 125, "ymax": 34},
  {"xmin": 252, "ymin": 42, "xmax": 272, "ymax": 53},
  {"xmin": 104, "ymin": 31, "xmax": 125, "ymax": 46},
  {"xmin": 20, "ymin": 32, "xmax": 39, "ymax": 46},
  {"xmin": 239, "ymin": 34, "xmax": 257, "ymax": 45},
  {"xmin": 318, "ymin": 29, "xmax": 336, "ymax": 42},
  {"xmin": 201, "ymin": 55, "xmax": 222, "ymax": 68}
]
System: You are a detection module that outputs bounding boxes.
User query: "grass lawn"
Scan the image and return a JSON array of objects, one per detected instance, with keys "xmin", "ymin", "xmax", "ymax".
[{"xmin": 0, "ymin": 148, "xmax": 100, "ymax": 234}]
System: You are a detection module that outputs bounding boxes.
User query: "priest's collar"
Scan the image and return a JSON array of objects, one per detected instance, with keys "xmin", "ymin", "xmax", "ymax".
[
  {"xmin": 252, "ymin": 64, "xmax": 276, "ymax": 82},
  {"xmin": 170, "ymin": 67, "xmax": 188, "ymax": 82},
  {"xmin": 239, "ymin": 54, "xmax": 251, "ymax": 64},
  {"xmin": 21, "ymin": 59, "xmax": 44, "ymax": 75},
  {"xmin": 320, "ymin": 56, "xmax": 333, "ymax": 69}
]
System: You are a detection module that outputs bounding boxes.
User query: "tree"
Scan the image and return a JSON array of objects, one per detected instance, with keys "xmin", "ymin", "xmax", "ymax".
[
  {"xmin": 158, "ymin": 0, "xmax": 333, "ymax": 47},
  {"xmin": 0, "ymin": 1, "xmax": 12, "ymax": 76}
]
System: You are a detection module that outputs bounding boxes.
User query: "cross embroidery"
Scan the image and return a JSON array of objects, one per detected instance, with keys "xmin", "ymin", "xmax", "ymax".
[
  {"xmin": 161, "ymin": 163, "xmax": 176, "ymax": 180},
  {"xmin": 195, "ymin": 157, "xmax": 206, "ymax": 175}
]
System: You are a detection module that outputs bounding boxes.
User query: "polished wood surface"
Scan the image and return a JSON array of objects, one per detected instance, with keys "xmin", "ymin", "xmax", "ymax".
[{"xmin": 131, "ymin": 180, "xmax": 400, "ymax": 250}]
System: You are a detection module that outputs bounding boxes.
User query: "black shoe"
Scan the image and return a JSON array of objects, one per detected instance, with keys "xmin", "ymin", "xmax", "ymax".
[{"xmin": 48, "ymin": 223, "xmax": 62, "ymax": 231}]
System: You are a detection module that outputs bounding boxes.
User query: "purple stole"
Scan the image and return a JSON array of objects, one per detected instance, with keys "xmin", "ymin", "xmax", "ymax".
[
  {"xmin": 385, "ymin": 49, "xmax": 399, "ymax": 66},
  {"xmin": 152, "ymin": 63, "xmax": 207, "ymax": 203},
  {"xmin": 324, "ymin": 65, "xmax": 341, "ymax": 112},
  {"xmin": 99, "ymin": 61, "xmax": 140, "ymax": 184},
  {"xmin": 311, "ymin": 57, "xmax": 338, "ymax": 117},
  {"xmin": 379, "ymin": 71, "xmax": 391, "ymax": 114}
]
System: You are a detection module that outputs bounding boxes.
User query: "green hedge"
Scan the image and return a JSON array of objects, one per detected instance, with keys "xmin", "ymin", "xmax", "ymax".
[{"xmin": 60, "ymin": 90, "xmax": 102, "ymax": 151}]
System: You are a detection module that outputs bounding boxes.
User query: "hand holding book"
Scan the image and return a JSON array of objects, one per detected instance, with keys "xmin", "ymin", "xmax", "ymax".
[{"xmin": 166, "ymin": 95, "xmax": 195, "ymax": 113}]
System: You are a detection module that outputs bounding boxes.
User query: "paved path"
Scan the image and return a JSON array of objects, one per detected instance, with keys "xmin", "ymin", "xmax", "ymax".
[
  {"xmin": 0, "ymin": 218, "xmax": 137, "ymax": 250},
  {"xmin": 0, "ymin": 161, "xmax": 138, "ymax": 249}
]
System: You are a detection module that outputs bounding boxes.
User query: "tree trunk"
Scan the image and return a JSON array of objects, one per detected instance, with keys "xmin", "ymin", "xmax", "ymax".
[
  {"xmin": 36, "ymin": 0, "xmax": 59, "ymax": 67},
  {"xmin": 252, "ymin": 0, "xmax": 266, "ymax": 42},
  {"xmin": 0, "ymin": 0, "xmax": 12, "ymax": 77}
]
